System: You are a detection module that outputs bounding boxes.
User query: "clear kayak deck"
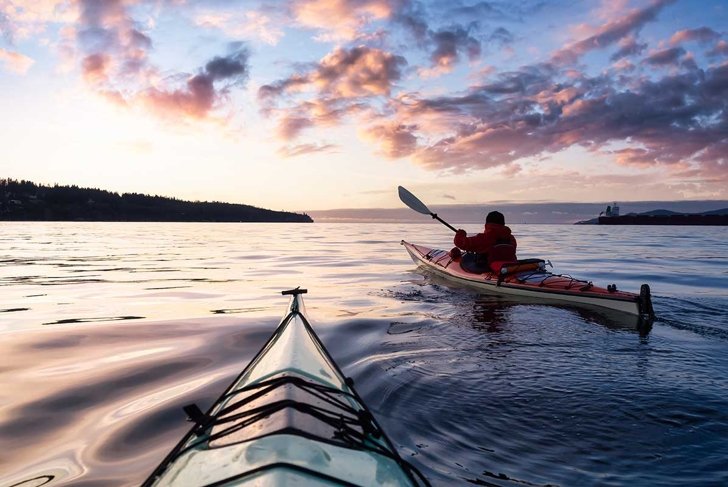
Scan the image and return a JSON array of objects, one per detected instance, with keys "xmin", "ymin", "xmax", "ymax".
[{"xmin": 144, "ymin": 288, "xmax": 428, "ymax": 486}]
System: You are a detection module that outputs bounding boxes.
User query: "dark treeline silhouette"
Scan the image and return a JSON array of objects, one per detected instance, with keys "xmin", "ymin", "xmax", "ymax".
[{"xmin": 0, "ymin": 179, "xmax": 313, "ymax": 223}]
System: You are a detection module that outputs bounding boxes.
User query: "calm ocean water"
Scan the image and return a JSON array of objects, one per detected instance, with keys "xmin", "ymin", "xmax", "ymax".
[{"xmin": 1, "ymin": 222, "xmax": 726, "ymax": 486}]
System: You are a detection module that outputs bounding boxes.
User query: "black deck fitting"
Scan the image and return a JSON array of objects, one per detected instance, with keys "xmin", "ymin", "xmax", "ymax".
[{"xmin": 282, "ymin": 287, "xmax": 308, "ymax": 296}]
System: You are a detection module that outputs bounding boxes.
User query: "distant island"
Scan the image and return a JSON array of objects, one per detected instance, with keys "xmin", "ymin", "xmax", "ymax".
[
  {"xmin": 575, "ymin": 203, "xmax": 728, "ymax": 225},
  {"xmin": 0, "ymin": 179, "xmax": 313, "ymax": 223}
]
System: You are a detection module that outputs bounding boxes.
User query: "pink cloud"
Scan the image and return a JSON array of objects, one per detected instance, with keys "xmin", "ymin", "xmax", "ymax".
[
  {"xmin": 28, "ymin": 0, "xmax": 251, "ymax": 121},
  {"xmin": 0, "ymin": 0, "xmax": 74, "ymax": 42},
  {"xmin": 360, "ymin": 123, "xmax": 418, "ymax": 158},
  {"xmin": 613, "ymin": 147, "xmax": 654, "ymax": 167},
  {"xmin": 708, "ymin": 40, "xmax": 728, "ymax": 57},
  {"xmin": 277, "ymin": 143, "xmax": 338, "ymax": 157},
  {"xmin": 314, "ymin": 46, "xmax": 406, "ymax": 97},
  {"xmin": 260, "ymin": 46, "xmax": 405, "ymax": 139},
  {"xmin": 142, "ymin": 48, "xmax": 250, "ymax": 120},
  {"xmin": 72, "ymin": 0, "xmax": 155, "ymax": 88},
  {"xmin": 261, "ymin": 46, "xmax": 405, "ymax": 102},
  {"xmin": 610, "ymin": 35, "xmax": 647, "ymax": 60},
  {"xmin": 552, "ymin": 0, "xmax": 673, "ymax": 65},
  {"xmin": 0, "ymin": 47, "xmax": 33, "ymax": 73},
  {"xmin": 361, "ymin": 57, "xmax": 728, "ymax": 183},
  {"xmin": 669, "ymin": 27, "xmax": 721, "ymax": 45},
  {"xmin": 81, "ymin": 52, "xmax": 109, "ymax": 83},
  {"xmin": 643, "ymin": 46, "xmax": 686, "ymax": 66},
  {"xmin": 194, "ymin": 9, "xmax": 284, "ymax": 45}
]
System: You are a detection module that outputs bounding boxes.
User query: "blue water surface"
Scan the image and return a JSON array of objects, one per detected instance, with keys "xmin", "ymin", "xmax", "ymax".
[{"xmin": 0, "ymin": 222, "xmax": 726, "ymax": 486}]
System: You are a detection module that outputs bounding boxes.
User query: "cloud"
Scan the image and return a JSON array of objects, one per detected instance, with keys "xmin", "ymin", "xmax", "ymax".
[
  {"xmin": 314, "ymin": 46, "xmax": 406, "ymax": 97},
  {"xmin": 449, "ymin": 1, "xmax": 512, "ymax": 21},
  {"xmin": 0, "ymin": 0, "xmax": 74, "ymax": 43},
  {"xmin": 290, "ymin": 0, "xmax": 395, "ymax": 41},
  {"xmin": 143, "ymin": 47, "xmax": 250, "ymax": 120},
  {"xmin": 194, "ymin": 9, "xmax": 284, "ymax": 45},
  {"xmin": 610, "ymin": 35, "xmax": 647, "ymax": 61},
  {"xmin": 552, "ymin": 0, "xmax": 673, "ymax": 65},
  {"xmin": 708, "ymin": 40, "xmax": 728, "ymax": 58},
  {"xmin": 488, "ymin": 27, "xmax": 514, "ymax": 47},
  {"xmin": 276, "ymin": 115, "xmax": 315, "ymax": 139},
  {"xmin": 36, "ymin": 0, "xmax": 252, "ymax": 121},
  {"xmin": 611, "ymin": 58, "xmax": 635, "ymax": 72},
  {"xmin": 259, "ymin": 46, "xmax": 406, "ymax": 138},
  {"xmin": 643, "ymin": 46, "xmax": 685, "ymax": 66},
  {"xmin": 360, "ymin": 123, "xmax": 418, "ymax": 158},
  {"xmin": 422, "ymin": 26, "xmax": 480, "ymax": 74},
  {"xmin": 669, "ymin": 27, "xmax": 721, "ymax": 45},
  {"xmin": 277, "ymin": 142, "xmax": 338, "ymax": 157},
  {"xmin": 314, "ymin": 0, "xmax": 722, "ymax": 182},
  {"xmin": 392, "ymin": 0, "xmax": 428, "ymax": 41},
  {"xmin": 0, "ymin": 47, "xmax": 34, "ymax": 73},
  {"xmin": 81, "ymin": 52, "xmax": 109, "ymax": 83},
  {"xmin": 364, "ymin": 58, "xmax": 728, "ymax": 182},
  {"xmin": 612, "ymin": 147, "xmax": 653, "ymax": 167},
  {"xmin": 261, "ymin": 46, "xmax": 406, "ymax": 101},
  {"xmin": 74, "ymin": 0, "xmax": 154, "ymax": 82}
]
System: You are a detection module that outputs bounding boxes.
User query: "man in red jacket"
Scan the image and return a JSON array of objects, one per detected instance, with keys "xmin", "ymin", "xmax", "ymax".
[{"xmin": 452, "ymin": 211, "xmax": 517, "ymax": 273}]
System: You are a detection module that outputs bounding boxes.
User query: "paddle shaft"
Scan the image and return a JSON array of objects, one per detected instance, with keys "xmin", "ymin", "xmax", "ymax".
[{"xmin": 431, "ymin": 213, "xmax": 457, "ymax": 233}]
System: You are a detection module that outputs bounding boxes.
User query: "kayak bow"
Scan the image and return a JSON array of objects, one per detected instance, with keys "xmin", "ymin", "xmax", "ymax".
[
  {"xmin": 402, "ymin": 241, "xmax": 655, "ymax": 322},
  {"xmin": 143, "ymin": 288, "xmax": 428, "ymax": 486}
]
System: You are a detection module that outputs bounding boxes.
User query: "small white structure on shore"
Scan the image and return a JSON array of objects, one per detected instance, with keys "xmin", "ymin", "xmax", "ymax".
[{"xmin": 601, "ymin": 202, "xmax": 620, "ymax": 217}]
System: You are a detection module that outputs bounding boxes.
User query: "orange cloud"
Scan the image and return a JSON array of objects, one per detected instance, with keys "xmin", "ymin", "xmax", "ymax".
[
  {"xmin": 291, "ymin": 0, "xmax": 394, "ymax": 40},
  {"xmin": 314, "ymin": 46, "xmax": 406, "ymax": 97}
]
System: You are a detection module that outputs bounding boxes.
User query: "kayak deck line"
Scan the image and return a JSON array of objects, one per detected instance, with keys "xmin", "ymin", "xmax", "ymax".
[
  {"xmin": 402, "ymin": 241, "xmax": 655, "ymax": 324},
  {"xmin": 143, "ymin": 287, "xmax": 430, "ymax": 487}
]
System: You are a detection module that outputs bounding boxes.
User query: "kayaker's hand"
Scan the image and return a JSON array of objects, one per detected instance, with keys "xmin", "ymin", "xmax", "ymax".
[{"xmin": 456, "ymin": 229, "xmax": 466, "ymax": 238}]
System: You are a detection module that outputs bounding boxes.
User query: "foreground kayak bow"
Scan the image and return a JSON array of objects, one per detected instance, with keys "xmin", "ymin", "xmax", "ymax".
[
  {"xmin": 143, "ymin": 288, "xmax": 429, "ymax": 486},
  {"xmin": 402, "ymin": 241, "xmax": 654, "ymax": 324}
]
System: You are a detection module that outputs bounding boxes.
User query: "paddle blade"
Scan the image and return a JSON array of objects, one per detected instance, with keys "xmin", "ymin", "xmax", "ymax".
[{"xmin": 398, "ymin": 186, "xmax": 431, "ymax": 215}]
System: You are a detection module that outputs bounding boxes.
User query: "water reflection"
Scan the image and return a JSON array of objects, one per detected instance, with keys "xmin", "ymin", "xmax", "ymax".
[{"xmin": 465, "ymin": 295, "xmax": 653, "ymax": 337}]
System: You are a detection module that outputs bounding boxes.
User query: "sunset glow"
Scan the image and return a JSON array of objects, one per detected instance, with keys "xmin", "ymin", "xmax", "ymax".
[{"xmin": 1, "ymin": 0, "xmax": 727, "ymax": 211}]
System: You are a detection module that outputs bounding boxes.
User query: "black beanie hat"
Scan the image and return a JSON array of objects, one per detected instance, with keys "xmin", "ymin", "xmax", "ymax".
[{"xmin": 486, "ymin": 211, "xmax": 505, "ymax": 225}]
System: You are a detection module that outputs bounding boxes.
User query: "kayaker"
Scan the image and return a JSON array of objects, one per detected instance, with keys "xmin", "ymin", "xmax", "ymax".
[{"xmin": 452, "ymin": 211, "xmax": 517, "ymax": 273}]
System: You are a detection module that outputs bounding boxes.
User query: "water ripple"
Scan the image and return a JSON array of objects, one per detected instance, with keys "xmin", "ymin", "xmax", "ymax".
[{"xmin": 0, "ymin": 222, "xmax": 726, "ymax": 486}]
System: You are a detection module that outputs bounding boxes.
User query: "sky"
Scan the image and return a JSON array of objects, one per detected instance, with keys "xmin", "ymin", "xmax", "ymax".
[{"xmin": 1, "ymin": 0, "xmax": 727, "ymax": 213}]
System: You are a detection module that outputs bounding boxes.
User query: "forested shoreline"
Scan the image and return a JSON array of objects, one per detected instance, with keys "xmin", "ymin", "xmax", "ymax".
[{"xmin": 0, "ymin": 179, "xmax": 313, "ymax": 223}]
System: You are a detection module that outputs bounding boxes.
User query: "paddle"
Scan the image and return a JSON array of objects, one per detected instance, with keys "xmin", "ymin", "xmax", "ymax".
[{"xmin": 398, "ymin": 185, "xmax": 457, "ymax": 233}]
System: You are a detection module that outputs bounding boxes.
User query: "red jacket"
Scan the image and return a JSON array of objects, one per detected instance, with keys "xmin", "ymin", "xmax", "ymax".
[{"xmin": 454, "ymin": 223, "xmax": 517, "ymax": 255}]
